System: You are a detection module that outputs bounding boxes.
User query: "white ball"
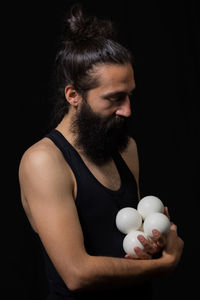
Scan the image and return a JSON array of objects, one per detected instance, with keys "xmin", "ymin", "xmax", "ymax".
[
  {"xmin": 116, "ymin": 207, "xmax": 142, "ymax": 234},
  {"xmin": 137, "ymin": 195, "xmax": 164, "ymax": 219},
  {"xmin": 143, "ymin": 212, "xmax": 171, "ymax": 237},
  {"xmin": 123, "ymin": 231, "xmax": 149, "ymax": 257}
]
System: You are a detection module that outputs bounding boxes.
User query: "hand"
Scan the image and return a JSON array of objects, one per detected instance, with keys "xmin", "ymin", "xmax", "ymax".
[
  {"xmin": 161, "ymin": 222, "xmax": 184, "ymax": 269},
  {"xmin": 125, "ymin": 206, "xmax": 170, "ymax": 260},
  {"xmin": 125, "ymin": 229, "xmax": 166, "ymax": 260}
]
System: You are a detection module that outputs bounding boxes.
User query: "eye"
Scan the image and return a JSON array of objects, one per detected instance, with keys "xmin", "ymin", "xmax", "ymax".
[{"xmin": 108, "ymin": 95, "xmax": 125, "ymax": 103}]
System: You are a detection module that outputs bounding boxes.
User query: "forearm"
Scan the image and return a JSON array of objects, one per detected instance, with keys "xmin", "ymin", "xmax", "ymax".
[
  {"xmin": 73, "ymin": 223, "xmax": 184, "ymax": 292},
  {"xmin": 70, "ymin": 254, "xmax": 171, "ymax": 292}
]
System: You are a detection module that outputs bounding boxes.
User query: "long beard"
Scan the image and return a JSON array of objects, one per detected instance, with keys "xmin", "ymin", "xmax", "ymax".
[{"xmin": 71, "ymin": 101, "xmax": 130, "ymax": 165}]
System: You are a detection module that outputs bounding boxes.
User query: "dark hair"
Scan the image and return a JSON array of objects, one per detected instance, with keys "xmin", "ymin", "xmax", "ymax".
[{"xmin": 51, "ymin": 3, "xmax": 133, "ymax": 127}]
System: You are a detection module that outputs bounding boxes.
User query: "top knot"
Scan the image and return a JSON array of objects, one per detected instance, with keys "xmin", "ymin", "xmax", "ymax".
[{"xmin": 63, "ymin": 3, "xmax": 117, "ymax": 42}]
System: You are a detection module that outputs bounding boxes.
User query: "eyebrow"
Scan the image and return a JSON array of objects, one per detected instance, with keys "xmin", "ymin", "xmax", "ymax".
[{"xmin": 102, "ymin": 87, "xmax": 136, "ymax": 99}]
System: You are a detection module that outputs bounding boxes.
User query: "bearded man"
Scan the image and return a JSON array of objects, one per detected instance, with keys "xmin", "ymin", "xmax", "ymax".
[{"xmin": 18, "ymin": 4, "xmax": 183, "ymax": 300}]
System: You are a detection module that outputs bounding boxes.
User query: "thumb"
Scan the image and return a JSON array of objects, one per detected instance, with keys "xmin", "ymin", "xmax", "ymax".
[{"xmin": 170, "ymin": 222, "xmax": 177, "ymax": 233}]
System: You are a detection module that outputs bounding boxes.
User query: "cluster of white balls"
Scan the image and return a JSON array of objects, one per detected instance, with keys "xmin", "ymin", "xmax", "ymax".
[{"xmin": 115, "ymin": 196, "xmax": 171, "ymax": 257}]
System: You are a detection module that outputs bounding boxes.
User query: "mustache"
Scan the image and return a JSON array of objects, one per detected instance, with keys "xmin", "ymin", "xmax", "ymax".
[{"xmin": 103, "ymin": 115, "xmax": 127, "ymax": 132}]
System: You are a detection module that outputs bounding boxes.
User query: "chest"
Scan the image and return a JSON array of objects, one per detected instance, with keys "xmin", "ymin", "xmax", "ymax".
[
  {"xmin": 81, "ymin": 157, "xmax": 121, "ymax": 191},
  {"xmin": 75, "ymin": 156, "xmax": 139, "ymax": 256}
]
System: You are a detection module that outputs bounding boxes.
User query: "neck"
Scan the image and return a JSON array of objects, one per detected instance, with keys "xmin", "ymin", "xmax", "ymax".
[
  {"xmin": 55, "ymin": 111, "xmax": 97, "ymax": 163},
  {"xmin": 56, "ymin": 109, "xmax": 77, "ymax": 148}
]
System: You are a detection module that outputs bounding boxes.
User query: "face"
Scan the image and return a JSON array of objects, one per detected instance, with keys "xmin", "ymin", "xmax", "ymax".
[
  {"xmin": 71, "ymin": 63, "xmax": 136, "ymax": 165},
  {"xmin": 85, "ymin": 63, "xmax": 135, "ymax": 118}
]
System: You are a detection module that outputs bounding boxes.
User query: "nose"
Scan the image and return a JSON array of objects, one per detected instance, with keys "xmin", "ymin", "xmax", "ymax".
[{"xmin": 115, "ymin": 96, "xmax": 132, "ymax": 118}]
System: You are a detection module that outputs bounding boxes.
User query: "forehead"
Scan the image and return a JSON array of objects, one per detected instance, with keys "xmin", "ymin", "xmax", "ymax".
[{"xmin": 93, "ymin": 63, "xmax": 135, "ymax": 92}]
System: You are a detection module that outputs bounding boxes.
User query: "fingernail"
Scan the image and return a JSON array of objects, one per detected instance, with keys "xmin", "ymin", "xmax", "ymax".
[
  {"xmin": 138, "ymin": 235, "xmax": 145, "ymax": 242},
  {"xmin": 152, "ymin": 229, "xmax": 159, "ymax": 236},
  {"xmin": 134, "ymin": 246, "xmax": 140, "ymax": 251}
]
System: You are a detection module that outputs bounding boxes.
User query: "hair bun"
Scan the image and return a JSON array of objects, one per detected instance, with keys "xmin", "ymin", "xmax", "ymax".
[{"xmin": 64, "ymin": 3, "xmax": 117, "ymax": 42}]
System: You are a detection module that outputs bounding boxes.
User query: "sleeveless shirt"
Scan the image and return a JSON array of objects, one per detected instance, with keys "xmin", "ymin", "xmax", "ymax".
[{"xmin": 39, "ymin": 129, "xmax": 152, "ymax": 299}]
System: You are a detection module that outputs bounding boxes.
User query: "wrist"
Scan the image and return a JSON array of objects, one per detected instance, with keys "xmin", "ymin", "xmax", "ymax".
[{"xmin": 158, "ymin": 254, "xmax": 176, "ymax": 274}]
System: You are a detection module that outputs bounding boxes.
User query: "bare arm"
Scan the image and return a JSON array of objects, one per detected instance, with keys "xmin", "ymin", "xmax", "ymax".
[{"xmin": 19, "ymin": 143, "xmax": 184, "ymax": 292}]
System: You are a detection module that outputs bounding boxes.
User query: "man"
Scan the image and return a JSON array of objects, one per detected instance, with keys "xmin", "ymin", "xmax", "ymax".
[{"xmin": 18, "ymin": 5, "xmax": 184, "ymax": 299}]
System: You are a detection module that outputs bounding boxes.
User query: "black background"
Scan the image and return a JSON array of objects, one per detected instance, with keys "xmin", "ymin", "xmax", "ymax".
[{"xmin": 4, "ymin": 0, "xmax": 199, "ymax": 299}]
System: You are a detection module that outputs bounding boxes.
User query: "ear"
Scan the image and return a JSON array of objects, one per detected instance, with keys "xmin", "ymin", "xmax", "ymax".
[{"xmin": 64, "ymin": 85, "xmax": 81, "ymax": 107}]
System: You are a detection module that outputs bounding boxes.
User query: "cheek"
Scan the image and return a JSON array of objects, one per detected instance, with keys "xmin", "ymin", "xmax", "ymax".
[
  {"xmin": 90, "ymin": 101, "xmax": 116, "ymax": 116},
  {"xmin": 86, "ymin": 94, "xmax": 118, "ymax": 116},
  {"xmin": 103, "ymin": 103, "xmax": 120, "ymax": 116},
  {"xmin": 100, "ymin": 105, "xmax": 118, "ymax": 117}
]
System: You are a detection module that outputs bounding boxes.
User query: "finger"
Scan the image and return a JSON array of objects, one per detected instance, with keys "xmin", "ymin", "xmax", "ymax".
[
  {"xmin": 170, "ymin": 222, "xmax": 177, "ymax": 229},
  {"xmin": 151, "ymin": 229, "xmax": 161, "ymax": 242},
  {"xmin": 156, "ymin": 235, "xmax": 166, "ymax": 248},
  {"xmin": 164, "ymin": 206, "xmax": 170, "ymax": 219},
  {"xmin": 170, "ymin": 222, "xmax": 177, "ymax": 232},
  {"xmin": 137, "ymin": 235, "xmax": 157, "ymax": 254},
  {"xmin": 124, "ymin": 253, "xmax": 138, "ymax": 259},
  {"xmin": 134, "ymin": 247, "xmax": 152, "ymax": 259},
  {"xmin": 152, "ymin": 229, "xmax": 167, "ymax": 252},
  {"xmin": 152, "ymin": 230, "xmax": 166, "ymax": 248}
]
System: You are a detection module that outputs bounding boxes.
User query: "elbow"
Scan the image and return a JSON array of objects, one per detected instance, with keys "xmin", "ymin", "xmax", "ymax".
[
  {"xmin": 64, "ymin": 257, "xmax": 93, "ymax": 292},
  {"xmin": 65, "ymin": 279, "xmax": 80, "ymax": 292},
  {"xmin": 66, "ymin": 273, "xmax": 86, "ymax": 292},
  {"xmin": 67, "ymin": 281, "xmax": 86, "ymax": 293}
]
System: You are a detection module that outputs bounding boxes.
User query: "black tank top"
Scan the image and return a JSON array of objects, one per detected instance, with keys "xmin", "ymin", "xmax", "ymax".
[{"xmin": 39, "ymin": 129, "xmax": 152, "ymax": 299}]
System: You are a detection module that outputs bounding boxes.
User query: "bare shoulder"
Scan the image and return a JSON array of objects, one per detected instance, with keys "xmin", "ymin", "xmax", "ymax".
[
  {"xmin": 121, "ymin": 136, "xmax": 139, "ymax": 167},
  {"xmin": 18, "ymin": 137, "xmax": 74, "ymax": 191},
  {"xmin": 19, "ymin": 137, "xmax": 60, "ymax": 164},
  {"xmin": 21, "ymin": 137, "xmax": 53, "ymax": 161},
  {"xmin": 19, "ymin": 138, "xmax": 59, "ymax": 177},
  {"xmin": 122, "ymin": 137, "xmax": 138, "ymax": 157}
]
